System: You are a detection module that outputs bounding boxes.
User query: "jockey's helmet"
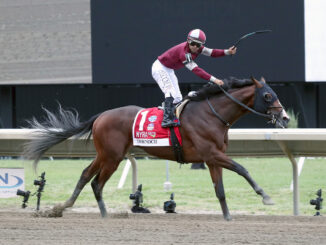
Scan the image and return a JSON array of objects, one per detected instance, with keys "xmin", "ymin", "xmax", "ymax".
[{"xmin": 187, "ymin": 29, "xmax": 206, "ymax": 44}]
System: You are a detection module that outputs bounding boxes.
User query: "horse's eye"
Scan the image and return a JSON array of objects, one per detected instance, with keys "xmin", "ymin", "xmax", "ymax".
[{"xmin": 263, "ymin": 92, "xmax": 272, "ymax": 102}]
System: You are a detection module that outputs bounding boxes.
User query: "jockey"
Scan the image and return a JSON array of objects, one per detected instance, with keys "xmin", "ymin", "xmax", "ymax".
[{"xmin": 152, "ymin": 29, "xmax": 237, "ymax": 128}]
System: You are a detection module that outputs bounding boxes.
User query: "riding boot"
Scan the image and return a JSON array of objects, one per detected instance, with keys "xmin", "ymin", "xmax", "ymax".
[{"xmin": 161, "ymin": 97, "xmax": 180, "ymax": 128}]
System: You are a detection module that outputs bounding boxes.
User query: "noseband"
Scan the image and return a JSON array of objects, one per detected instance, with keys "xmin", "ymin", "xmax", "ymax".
[{"xmin": 206, "ymin": 82, "xmax": 283, "ymax": 126}]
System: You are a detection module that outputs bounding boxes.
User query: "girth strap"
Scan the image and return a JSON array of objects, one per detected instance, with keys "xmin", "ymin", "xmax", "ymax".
[{"xmin": 169, "ymin": 127, "xmax": 185, "ymax": 164}]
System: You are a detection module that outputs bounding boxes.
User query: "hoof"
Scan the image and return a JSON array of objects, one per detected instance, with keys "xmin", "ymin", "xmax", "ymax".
[
  {"xmin": 263, "ymin": 196, "xmax": 275, "ymax": 205},
  {"xmin": 50, "ymin": 204, "xmax": 64, "ymax": 217},
  {"xmin": 100, "ymin": 211, "xmax": 108, "ymax": 218},
  {"xmin": 223, "ymin": 214, "xmax": 232, "ymax": 221},
  {"xmin": 224, "ymin": 216, "xmax": 232, "ymax": 221}
]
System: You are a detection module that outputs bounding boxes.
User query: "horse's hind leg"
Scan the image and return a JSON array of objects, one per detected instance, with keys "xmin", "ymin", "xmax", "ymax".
[
  {"xmin": 63, "ymin": 161, "xmax": 99, "ymax": 208},
  {"xmin": 91, "ymin": 159, "xmax": 121, "ymax": 217},
  {"xmin": 230, "ymin": 159, "xmax": 274, "ymax": 205},
  {"xmin": 207, "ymin": 164, "xmax": 231, "ymax": 221},
  {"xmin": 52, "ymin": 159, "xmax": 100, "ymax": 215}
]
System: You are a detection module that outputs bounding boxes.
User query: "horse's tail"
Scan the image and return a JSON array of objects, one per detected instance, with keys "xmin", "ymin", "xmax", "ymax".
[{"xmin": 23, "ymin": 104, "xmax": 100, "ymax": 169}]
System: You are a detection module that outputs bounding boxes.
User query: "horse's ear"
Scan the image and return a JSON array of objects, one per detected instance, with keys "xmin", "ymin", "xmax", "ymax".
[
  {"xmin": 251, "ymin": 76, "xmax": 263, "ymax": 88},
  {"xmin": 260, "ymin": 77, "xmax": 266, "ymax": 83}
]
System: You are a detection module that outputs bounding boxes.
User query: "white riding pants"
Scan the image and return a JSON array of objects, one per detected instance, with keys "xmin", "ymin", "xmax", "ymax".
[{"xmin": 152, "ymin": 59, "xmax": 182, "ymax": 104}]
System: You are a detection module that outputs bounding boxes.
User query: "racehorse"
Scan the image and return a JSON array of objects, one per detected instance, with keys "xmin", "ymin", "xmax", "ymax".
[{"xmin": 23, "ymin": 77, "xmax": 289, "ymax": 220}]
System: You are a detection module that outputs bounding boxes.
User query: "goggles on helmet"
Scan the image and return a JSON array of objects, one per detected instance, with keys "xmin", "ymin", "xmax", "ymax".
[{"xmin": 188, "ymin": 40, "xmax": 202, "ymax": 48}]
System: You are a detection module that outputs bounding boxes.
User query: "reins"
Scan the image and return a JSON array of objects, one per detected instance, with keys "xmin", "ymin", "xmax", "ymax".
[
  {"xmin": 218, "ymin": 85, "xmax": 274, "ymax": 119},
  {"xmin": 206, "ymin": 98, "xmax": 230, "ymax": 127},
  {"xmin": 206, "ymin": 82, "xmax": 280, "ymax": 126}
]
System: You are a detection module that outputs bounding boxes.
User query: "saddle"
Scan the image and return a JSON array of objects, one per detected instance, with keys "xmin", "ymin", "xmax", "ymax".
[
  {"xmin": 159, "ymin": 99, "xmax": 190, "ymax": 119},
  {"xmin": 175, "ymin": 99, "xmax": 190, "ymax": 119}
]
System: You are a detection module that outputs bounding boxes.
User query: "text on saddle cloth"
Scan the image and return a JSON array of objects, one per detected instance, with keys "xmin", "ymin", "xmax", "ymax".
[{"xmin": 132, "ymin": 107, "xmax": 182, "ymax": 147}]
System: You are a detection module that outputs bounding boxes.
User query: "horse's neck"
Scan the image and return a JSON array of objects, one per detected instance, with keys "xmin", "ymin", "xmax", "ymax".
[{"xmin": 211, "ymin": 84, "xmax": 256, "ymax": 125}]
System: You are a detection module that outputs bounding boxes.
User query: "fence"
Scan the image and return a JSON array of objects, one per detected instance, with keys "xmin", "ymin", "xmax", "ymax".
[{"xmin": 1, "ymin": 128, "xmax": 326, "ymax": 215}]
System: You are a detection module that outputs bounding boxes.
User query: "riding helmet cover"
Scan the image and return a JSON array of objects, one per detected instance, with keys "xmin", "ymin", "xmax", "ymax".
[{"xmin": 187, "ymin": 29, "xmax": 206, "ymax": 44}]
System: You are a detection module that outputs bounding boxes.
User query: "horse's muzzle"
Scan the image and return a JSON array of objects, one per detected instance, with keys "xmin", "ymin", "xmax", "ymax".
[{"xmin": 275, "ymin": 112, "xmax": 290, "ymax": 128}]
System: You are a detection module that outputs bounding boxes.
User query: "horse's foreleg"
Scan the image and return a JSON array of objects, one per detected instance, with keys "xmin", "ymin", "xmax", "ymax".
[
  {"xmin": 230, "ymin": 159, "xmax": 274, "ymax": 205},
  {"xmin": 207, "ymin": 164, "xmax": 231, "ymax": 221}
]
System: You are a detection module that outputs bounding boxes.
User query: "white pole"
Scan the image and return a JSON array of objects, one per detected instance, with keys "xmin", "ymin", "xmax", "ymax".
[
  {"xmin": 129, "ymin": 156, "xmax": 138, "ymax": 193},
  {"xmin": 163, "ymin": 160, "xmax": 172, "ymax": 190},
  {"xmin": 277, "ymin": 141, "xmax": 299, "ymax": 215},
  {"xmin": 117, "ymin": 159, "xmax": 131, "ymax": 189},
  {"xmin": 290, "ymin": 157, "xmax": 305, "ymax": 191}
]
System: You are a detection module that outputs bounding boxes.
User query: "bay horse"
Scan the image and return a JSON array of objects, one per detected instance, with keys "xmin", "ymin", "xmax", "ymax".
[{"xmin": 23, "ymin": 77, "xmax": 289, "ymax": 220}]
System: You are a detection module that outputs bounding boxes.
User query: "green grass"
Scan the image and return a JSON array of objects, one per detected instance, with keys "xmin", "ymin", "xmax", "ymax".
[{"xmin": 0, "ymin": 157, "xmax": 325, "ymax": 215}]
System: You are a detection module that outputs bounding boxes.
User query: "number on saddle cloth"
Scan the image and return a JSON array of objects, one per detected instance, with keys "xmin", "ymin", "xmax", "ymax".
[
  {"xmin": 132, "ymin": 107, "xmax": 185, "ymax": 163},
  {"xmin": 133, "ymin": 108, "xmax": 182, "ymax": 146}
]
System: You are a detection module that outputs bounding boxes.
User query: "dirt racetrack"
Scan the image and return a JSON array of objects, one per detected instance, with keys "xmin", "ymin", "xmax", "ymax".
[{"xmin": 1, "ymin": 210, "xmax": 325, "ymax": 245}]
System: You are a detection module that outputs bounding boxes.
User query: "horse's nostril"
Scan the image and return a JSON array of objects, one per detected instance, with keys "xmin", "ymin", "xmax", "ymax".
[{"xmin": 283, "ymin": 117, "xmax": 290, "ymax": 122}]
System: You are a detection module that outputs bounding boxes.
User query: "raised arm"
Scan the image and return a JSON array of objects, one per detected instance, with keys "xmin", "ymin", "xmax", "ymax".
[
  {"xmin": 201, "ymin": 46, "xmax": 237, "ymax": 57},
  {"xmin": 184, "ymin": 59, "xmax": 224, "ymax": 85}
]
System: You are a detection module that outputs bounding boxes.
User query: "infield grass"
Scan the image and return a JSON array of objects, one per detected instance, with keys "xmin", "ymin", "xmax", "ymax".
[{"xmin": 0, "ymin": 157, "xmax": 325, "ymax": 216}]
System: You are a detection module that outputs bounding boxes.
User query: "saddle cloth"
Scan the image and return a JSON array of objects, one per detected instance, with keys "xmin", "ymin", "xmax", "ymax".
[{"xmin": 132, "ymin": 107, "xmax": 182, "ymax": 147}]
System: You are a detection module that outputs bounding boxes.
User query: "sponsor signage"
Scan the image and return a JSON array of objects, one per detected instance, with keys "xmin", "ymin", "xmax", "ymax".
[{"xmin": 0, "ymin": 168, "xmax": 25, "ymax": 198}]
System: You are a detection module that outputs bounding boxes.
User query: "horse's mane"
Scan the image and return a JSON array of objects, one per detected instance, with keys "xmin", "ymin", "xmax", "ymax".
[{"xmin": 185, "ymin": 77, "xmax": 253, "ymax": 101}]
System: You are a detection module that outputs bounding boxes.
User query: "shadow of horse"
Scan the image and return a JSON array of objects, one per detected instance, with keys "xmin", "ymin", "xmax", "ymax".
[{"xmin": 23, "ymin": 77, "xmax": 289, "ymax": 220}]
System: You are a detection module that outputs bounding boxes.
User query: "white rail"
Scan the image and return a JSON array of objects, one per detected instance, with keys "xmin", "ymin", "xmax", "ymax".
[{"xmin": 1, "ymin": 128, "xmax": 326, "ymax": 215}]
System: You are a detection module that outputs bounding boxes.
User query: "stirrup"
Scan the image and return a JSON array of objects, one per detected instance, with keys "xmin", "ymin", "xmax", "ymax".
[
  {"xmin": 173, "ymin": 118, "xmax": 181, "ymax": 127},
  {"xmin": 161, "ymin": 118, "xmax": 180, "ymax": 128}
]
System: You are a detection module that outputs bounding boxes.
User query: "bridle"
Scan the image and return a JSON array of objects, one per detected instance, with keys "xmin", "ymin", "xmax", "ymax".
[{"xmin": 206, "ymin": 82, "xmax": 284, "ymax": 127}]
